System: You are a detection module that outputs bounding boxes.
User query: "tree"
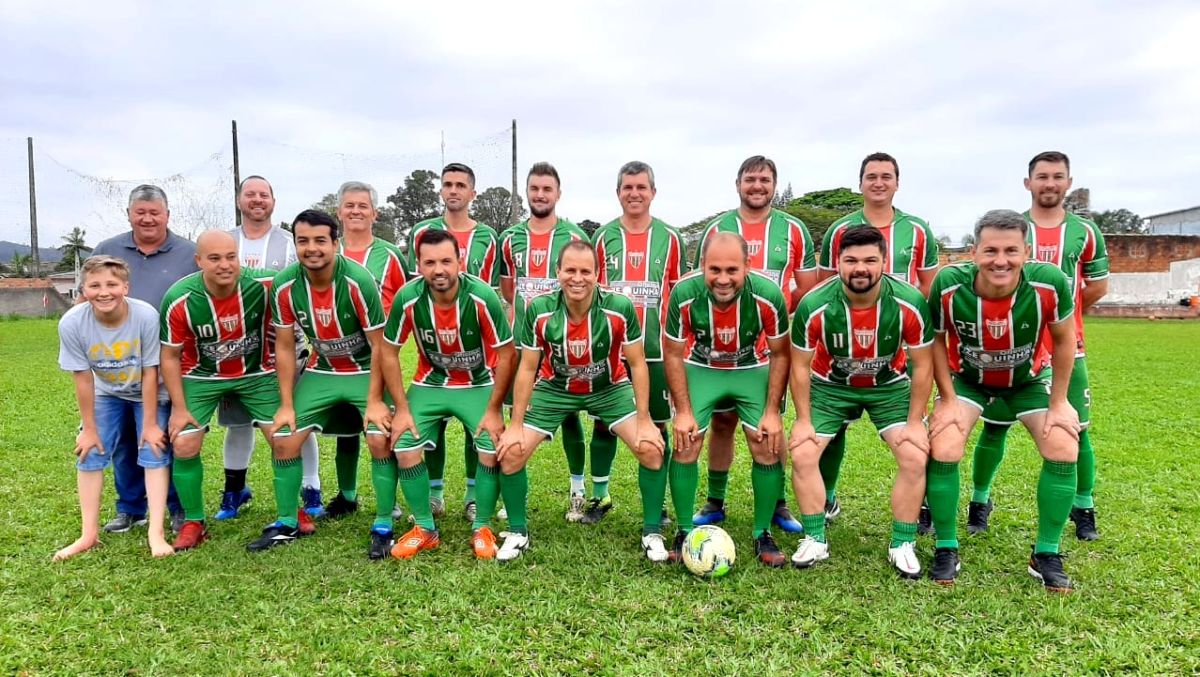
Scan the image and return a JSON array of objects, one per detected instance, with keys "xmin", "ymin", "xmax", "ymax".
[
  {"xmin": 1092, "ymin": 208, "xmax": 1145, "ymax": 234},
  {"xmin": 792, "ymin": 187, "xmax": 863, "ymax": 212},
  {"xmin": 773, "ymin": 182, "xmax": 794, "ymax": 208},
  {"xmin": 373, "ymin": 204, "xmax": 400, "ymax": 243},
  {"xmin": 386, "ymin": 169, "xmax": 441, "ymax": 245},
  {"xmin": 782, "ymin": 204, "xmax": 844, "ymax": 247},
  {"xmin": 7, "ymin": 252, "xmax": 33, "ymax": 277},
  {"xmin": 56, "ymin": 227, "xmax": 92, "ymax": 272},
  {"xmin": 471, "ymin": 186, "xmax": 526, "ymax": 232},
  {"xmin": 578, "ymin": 219, "xmax": 601, "ymax": 237},
  {"xmin": 936, "ymin": 235, "xmax": 952, "ymax": 249},
  {"xmin": 961, "ymin": 233, "xmax": 976, "ymax": 247},
  {"xmin": 310, "ymin": 193, "xmax": 339, "ymax": 220},
  {"xmin": 1064, "ymin": 188, "xmax": 1091, "ymax": 217}
]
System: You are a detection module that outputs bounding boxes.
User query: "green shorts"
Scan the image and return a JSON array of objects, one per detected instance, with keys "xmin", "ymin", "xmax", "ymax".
[
  {"xmin": 292, "ymin": 371, "xmax": 384, "ymax": 437},
  {"xmin": 394, "ymin": 384, "xmax": 497, "ymax": 454},
  {"xmin": 586, "ymin": 361, "xmax": 672, "ymax": 425},
  {"xmin": 687, "ymin": 364, "xmax": 768, "ymax": 433},
  {"xmin": 524, "ymin": 383, "xmax": 637, "ymax": 439},
  {"xmin": 979, "ymin": 357, "xmax": 1091, "ymax": 427},
  {"xmin": 810, "ymin": 380, "xmax": 912, "ymax": 437},
  {"xmin": 953, "ymin": 374, "xmax": 1050, "ymax": 422},
  {"xmin": 181, "ymin": 375, "xmax": 279, "ymax": 433}
]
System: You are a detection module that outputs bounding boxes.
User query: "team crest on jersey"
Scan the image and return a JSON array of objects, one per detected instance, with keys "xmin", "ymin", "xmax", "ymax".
[
  {"xmin": 438, "ymin": 328, "xmax": 457, "ymax": 344},
  {"xmin": 716, "ymin": 327, "xmax": 736, "ymax": 344},
  {"xmin": 531, "ymin": 249, "xmax": 548, "ymax": 267},
  {"xmin": 316, "ymin": 308, "xmax": 333, "ymax": 327},
  {"xmin": 747, "ymin": 240, "xmax": 763, "ymax": 257},
  {"xmin": 986, "ymin": 319, "xmax": 1008, "ymax": 340},
  {"xmin": 1037, "ymin": 245, "xmax": 1058, "ymax": 262},
  {"xmin": 628, "ymin": 251, "xmax": 644, "ymax": 268},
  {"xmin": 218, "ymin": 314, "xmax": 240, "ymax": 333},
  {"xmin": 854, "ymin": 328, "xmax": 875, "ymax": 349},
  {"xmin": 568, "ymin": 339, "xmax": 588, "ymax": 359}
]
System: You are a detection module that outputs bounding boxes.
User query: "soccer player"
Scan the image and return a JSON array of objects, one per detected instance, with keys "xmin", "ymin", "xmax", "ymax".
[
  {"xmin": 690, "ymin": 156, "xmax": 815, "ymax": 533},
  {"xmin": 55, "ymin": 255, "xmax": 172, "ymax": 560},
  {"xmin": 590, "ymin": 161, "xmax": 686, "ymax": 524},
  {"xmin": 374, "ymin": 229, "xmax": 515, "ymax": 560},
  {"xmin": 269, "ymin": 210, "xmax": 417, "ymax": 553},
  {"xmin": 788, "ymin": 226, "xmax": 933, "ymax": 577},
  {"xmin": 967, "ymin": 151, "xmax": 1109, "ymax": 541},
  {"xmin": 159, "ymin": 231, "xmax": 306, "ymax": 550},
  {"xmin": 495, "ymin": 241, "xmax": 667, "ymax": 562},
  {"xmin": 499, "ymin": 162, "xmax": 593, "ymax": 522},
  {"xmin": 926, "ymin": 209, "xmax": 1080, "ymax": 592},
  {"xmin": 816, "ymin": 153, "xmax": 940, "ymax": 526},
  {"xmin": 324, "ymin": 181, "xmax": 409, "ymax": 521},
  {"xmin": 665, "ymin": 232, "xmax": 792, "ymax": 567},
  {"xmin": 407, "ymin": 163, "xmax": 502, "ymax": 522},
  {"xmin": 217, "ymin": 175, "xmax": 324, "ymax": 521}
]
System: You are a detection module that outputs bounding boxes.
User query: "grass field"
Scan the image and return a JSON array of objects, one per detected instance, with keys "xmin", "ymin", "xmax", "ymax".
[{"xmin": 1, "ymin": 317, "xmax": 1198, "ymax": 675}]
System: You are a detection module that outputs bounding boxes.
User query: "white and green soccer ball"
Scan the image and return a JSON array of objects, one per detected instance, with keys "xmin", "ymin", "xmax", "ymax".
[{"xmin": 683, "ymin": 525, "xmax": 735, "ymax": 578}]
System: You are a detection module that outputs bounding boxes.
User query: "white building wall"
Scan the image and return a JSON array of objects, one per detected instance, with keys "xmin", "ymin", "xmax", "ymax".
[{"xmin": 1099, "ymin": 258, "xmax": 1200, "ymax": 304}]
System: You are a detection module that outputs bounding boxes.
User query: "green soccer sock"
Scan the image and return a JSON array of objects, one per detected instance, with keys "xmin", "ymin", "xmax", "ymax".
[
  {"xmin": 464, "ymin": 430, "xmax": 479, "ymax": 500},
  {"xmin": 398, "ymin": 461, "xmax": 434, "ymax": 530},
  {"xmin": 499, "ymin": 467, "xmax": 529, "ymax": 534},
  {"xmin": 971, "ymin": 422, "xmax": 1010, "ymax": 504},
  {"xmin": 801, "ymin": 512, "xmax": 826, "ymax": 543},
  {"xmin": 819, "ymin": 428, "xmax": 848, "ymax": 502},
  {"xmin": 1074, "ymin": 429, "xmax": 1096, "ymax": 509},
  {"xmin": 926, "ymin": 460, "xmax": 961, "ymax": 550},
  {"xmin": 561, "ymin": 413, "xmax": 586, "ymax": 477},
  {"xmin": 370, "ymin": 456, "xmax": 399, "ymax": 531},
  {"xmin": 590, "ymin": 424, "xmax": 618, "ymax": 500},
  {"xmin": 638, "ymin": 462, "xmax": 669, "ymax": 535},
  {"xmin": 706, "ymin": 469, "xmax": 729, "ymax": 502},
  {"xmin": 334, "ymin": 436, "xmax": 361, "ymax": 501},
  {"xmin": 891, "ymin": 520, "xmax": 918, "ymax": 548},
  {"xmin": 473, "ymin": 464, "xmax": 500, "ymax": 530},
  {"xmin": 272, "ymin": 457, "xmax": 302, "ymax": 528},
  {"xmin": 1036, "ymin": 460, "xmax": 1078, "ymax": 554},
  {"xmin": 751, "ymin": 462, "xmax": 783, "ymax": 537},
  {"xmin": 426, "ymin": 419, "xmax": 447, "ymax": 493},
  {"xmin": 669, "ymin": 460, "xmax": 699, "ymax": 532},
  {"xmin": 172, "ymin": 455, "xmax": 206, "ymax": 522}
]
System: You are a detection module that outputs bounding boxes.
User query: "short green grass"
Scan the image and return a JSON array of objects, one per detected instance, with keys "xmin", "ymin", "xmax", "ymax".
[{"xmin": 1, "ymin": 318, "xmax": 1197, "ymax": 675}]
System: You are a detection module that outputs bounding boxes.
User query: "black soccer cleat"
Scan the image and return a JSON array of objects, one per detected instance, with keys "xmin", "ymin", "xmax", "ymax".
[
  {"xmin": 667, "ymin": 530, "xmax": 687, "ymax": 564},
  {"xmin": 824, "ymin": 497, "xmax": 841, "ymax": 525},
  {"xmin": 367, "ymin": 528, "xmax": 394, "ymax": 560},
  {"xmin": 1069, "ymin": 507, "xmax": 1099, "ymax": 541},
  {"xmin": 930, "ymin": 547, "xmax": 961, "ymax": 585},
  {"xmin": 917, "ymin": 502, "xmax": 934, "ymax": 536},
  {"xmin": 323, "ymin": 492, "xmax": 359, "ymax": 520},
  {"xmin": 966, "ymin": 500, "xmax": 994, "ymax": 535},
  {"xmin": 754, "ymin": 531, "xmax": 788, "ymax": 568},
  {"xmin": 580, "ymin": 496, "xmax": 613, "ymax": 525},
  {"xmin": 246, "ymin": 522, "xmax": 301, "ymax": 552},
  {"xmin": 1028, "ymin": 550, "xmax": 1073, "ymax": 593}
]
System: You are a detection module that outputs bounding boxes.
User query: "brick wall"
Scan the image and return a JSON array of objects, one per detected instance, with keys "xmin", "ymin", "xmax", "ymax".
[{"xmin": 1105, "ymin": 235, "xmax": 1200, "ymax": 273}]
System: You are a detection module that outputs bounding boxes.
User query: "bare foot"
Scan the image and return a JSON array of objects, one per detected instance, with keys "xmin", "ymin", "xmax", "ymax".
[
  {"xmin": 149, "ymin": 539, "xmax": 175, "ymax": 558},
  {"xmin": 52, "ymin": 536, "xmax": 101, "ymax": 561}
]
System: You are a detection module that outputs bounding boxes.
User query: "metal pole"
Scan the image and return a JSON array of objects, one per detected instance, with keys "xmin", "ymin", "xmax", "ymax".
[
  {"xmin": 232, "ymin": 120, "xmax": 241, "ymax": 226},
  {"xmin": 510, "ymin": 119, "xmax": 518, "ymax": 226},
  {"xmin": 27, "ymin": 137, "xmax": 40, "ymax": 277},
  {"xmin": 441, "ymin": 130, "xmax": 445, "ymax": 169}
]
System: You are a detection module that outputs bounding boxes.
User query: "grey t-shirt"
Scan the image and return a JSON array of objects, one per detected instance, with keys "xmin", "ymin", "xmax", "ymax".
[
  {"xmin": 92, "ymin": 230, "xmax": 198, "ymax": 308},
  {"xmin": 58, "ymin": 298, "xmax": 167, "ymax": 402},
  {"xmin": 229, "ymin": 224, "xmax": 296, "ymax": 270}
]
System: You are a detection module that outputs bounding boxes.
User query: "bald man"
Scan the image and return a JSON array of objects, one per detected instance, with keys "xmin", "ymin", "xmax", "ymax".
[{"xmin": 158, "ymin": 231, "xmax": 309, "ymax": 550}]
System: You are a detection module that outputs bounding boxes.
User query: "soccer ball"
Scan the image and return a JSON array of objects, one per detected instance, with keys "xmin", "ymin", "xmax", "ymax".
[{"xmin": 682, "ymin": 525, "xmax": 736, "ymax": 578}]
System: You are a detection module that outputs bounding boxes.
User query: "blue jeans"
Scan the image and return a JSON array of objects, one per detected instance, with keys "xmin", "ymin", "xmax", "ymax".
[
  {"xmin": 79, "ymin": 396, "xmax": 171, "ymax": 472},
  {"xmin": 110, "ymin": 399, "xmax": 182, "ymax": 516}
]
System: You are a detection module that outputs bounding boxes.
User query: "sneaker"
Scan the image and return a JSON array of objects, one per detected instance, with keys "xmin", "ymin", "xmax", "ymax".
[
  {"xmin": 170, "ymin": 511, "xmax": 186, "ymax": 535},
  {"xmin": 214, "ymin": 489, "xmax": 253, "ymax": 520},
  {"xmin": 824, "ymin": 497, "xmax": 841, "ymax": 524},
  {"xmin": 496, "ymin": 531, "xmax": 530, "ymax": 562},
  {"xmin": 791, "ymin": 536, "xmax": 830, "ymax": 568},
  {"xmin": 917, "ymin": 502, "xmax": 933, "ymax": 536},
  {"xmin": 367, "ymin": 527, "xmax": 394, "ymax": 560},
  {"xmin": 888, "ymin": 541, "xmax": 921, "ymax": 579},
  {"xmin": 472, "ymin": 526, "xmax": 498, "ymax": 560},
  {"xmin": 966, "ymin": 500, "xmax": 994, "ymax": 535},
  {"xmin": 464, "ymin": 501, "xmax": 477, "ymax": 523},
  {"xmin": 581, "ymin": 496, "xmax": 613, "ymax": 525},
  {"xmin": 692, "ymin": 499, "xmax": 726, "ymax": 526},
  {"xmin": 565, "ymin": 493, "xmax": 587, "ymax": 523},
  {"xmin": 172, "ymin": 520, "xmax": 208, "ymax": 550},
  {"xmin": 296, "ymin": 509, "xmax": 316, "ymax": 536},
  {"xmin": 667, "ymin": 530, "xmax": 687, "ymax": 563},
  {"xmin": 641, "ymin": 533, "xmax": 669, "ymax": 563},
  {"xmin": 301, "ymin": 486, "xmax": 325, "ymax": 518},
  {"xmin": 755, "ymin": 531, "xmax": 788, "ymax": 568},
  {"xmin": 323, "ymin": 493, "xmax": 359, "ymax": 519},
  {"xmin": 1070, "ymin": 507, "xmax": 1099, "ymax": 541},
  {"xmin": 103, "ymin": 512, "xmax": 147, "ymax": 534},
  {"xmin": 390, "ymin": 525, "xmax": 440, "ymax": 559},
  {"xmin": 246, "ymin": 522, "xmax": 300, "ymax": 552},
  {"xmin": 930, "ymin": 547, "xmax": 961, "ymax": 585},
  {"xmin": 430, "ymin": 496, "xmax": 446, "ymax": 518},
  {"xmin": 1028, "ymin": 550, "xmax": 1073, "ymax": 593},
  {"xmin": 772, "ymin": 502, "xmax": 804, "ymax": 534}
]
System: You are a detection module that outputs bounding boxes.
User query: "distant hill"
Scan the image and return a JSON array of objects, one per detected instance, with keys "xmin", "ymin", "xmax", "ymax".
[{"xmin": 0, "ymin": 241, "xmax": 64, "ymax": 262}]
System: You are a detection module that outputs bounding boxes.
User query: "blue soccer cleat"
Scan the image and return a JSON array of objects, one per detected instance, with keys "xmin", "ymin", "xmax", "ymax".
[
  {"xmin": 772, "ymin": 501, "xmax": 805, "ymax": 533},
  {"xmin": 302, "ymin": 486, "xmax": 325, "ymax": 518},
  {"xmin": 692, "ymin": 499, "xmax": 727, "ymax": 526},
  {"xmin": 214, "ymin": 488, "xmax": 253, "ymax": 520}
]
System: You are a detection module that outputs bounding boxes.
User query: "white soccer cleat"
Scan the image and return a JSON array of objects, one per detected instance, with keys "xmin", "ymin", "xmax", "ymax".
[
  {"xmin": 496, "ymin": 532, "xmax": 530, "ymax": 562},
  {"xmin": 791, "ymin": 536, "xmax": 830, "ymax": 568},
  {"xmin": 641, "ymin": 533, "xmax": 669, "ymax": 563},
  {"xmin": 565, "ymin": 493, "xmax": 587, "ymax": 523},
  {"xmin": 888, "ymin": 541, "xmax": 922, "ymax": 579}
]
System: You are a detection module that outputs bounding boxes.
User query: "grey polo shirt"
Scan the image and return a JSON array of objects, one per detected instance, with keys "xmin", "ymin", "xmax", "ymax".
[{"xmin": 92, "ymin": 230, "xmax": 199, "ymax": 308}]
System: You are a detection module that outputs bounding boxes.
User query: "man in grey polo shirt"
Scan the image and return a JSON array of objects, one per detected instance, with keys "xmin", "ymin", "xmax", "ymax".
[{"xmin": 92, "ymin": 184, "xmax": 197, "ymax": 533}]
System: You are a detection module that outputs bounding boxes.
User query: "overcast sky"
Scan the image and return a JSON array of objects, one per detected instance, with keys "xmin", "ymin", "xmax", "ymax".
[{"xmin": 2, "ymin": 1, "xmax": 1198, "ymax": 248}]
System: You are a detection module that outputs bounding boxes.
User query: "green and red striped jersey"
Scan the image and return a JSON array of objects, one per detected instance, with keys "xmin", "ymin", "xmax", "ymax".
[
  {"xmin": 384, "ymin": 273, "xmax": 512, "ymax": 387},
  {"xmin": 693, "ymin": 209, "xmax": 816, "ymax": 302},
  {"xmin": 792, "ymin": 275, "xmax": 933, "ymax": 387},
  {"xmin": 929, "ymin": 261, "xmax": 1073, "ymax": 388},
  {"xmin": 664, "ymin": 271, "xmax": 789, "ymax": 369},
  {"xmin": 517, "ymin": 288, "xmax": 642, "ymax": 394},
  {"xmin": 160, "ymin": 268, "xmax": 277, "ymax": 379},
  {"xmin": 500, "ymin": 218, "xmax": 588, "ymax": 324},
  {"xmin": 819, "ymin": 207, "xmax": 939, "ymax": 285},
  {"xmin": 593, "ymin": 217, "xmax": 686, "ymax": 362},
  {"xmin": 339, "ymin": 237, "xmax": 407, "ymax": 314},
  {"xmin": 408, "ymin": 217, "xmax": 501, "ymax": 288},
  {"xmin": 1024, "ymin": 211, "xmax": 1108, "ymax": 357},
  {"xmin": 271, "ymin": 256, "xmax": 385, "ymax": 375}
]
